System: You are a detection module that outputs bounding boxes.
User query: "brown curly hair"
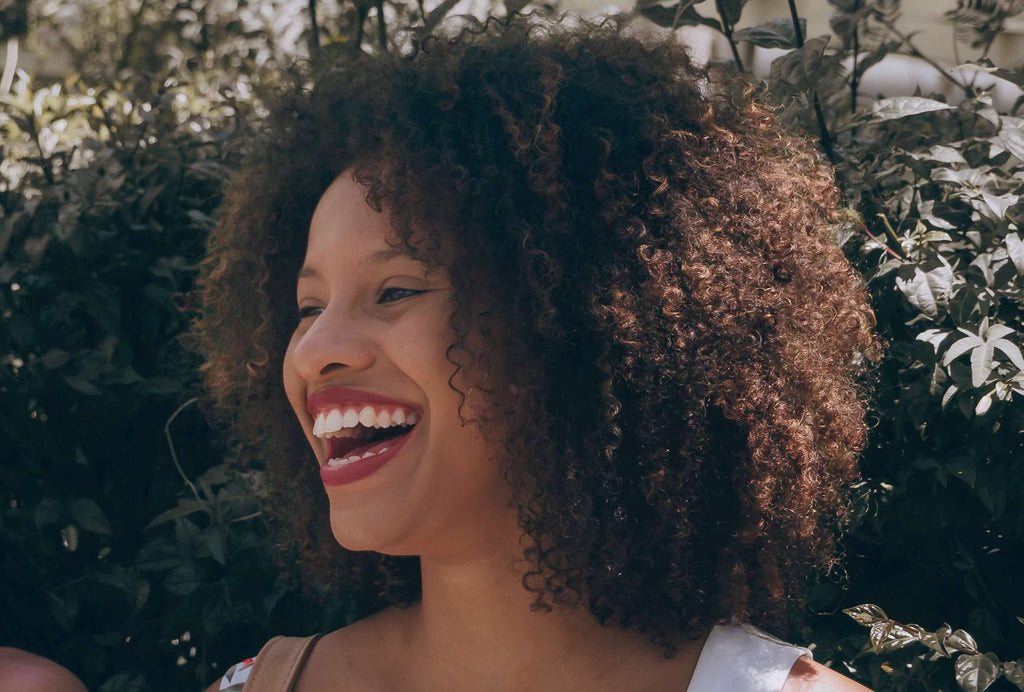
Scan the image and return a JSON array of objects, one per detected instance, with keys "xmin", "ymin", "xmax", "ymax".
[{"xmin": 192, "ymin": 13, "xmax": 882, "ymax": 655}]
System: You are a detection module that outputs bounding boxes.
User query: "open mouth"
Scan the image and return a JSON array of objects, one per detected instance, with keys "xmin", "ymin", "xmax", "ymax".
[{"xmin": 326, "ymin": 422, "xmax": 416, "ymax": 463}]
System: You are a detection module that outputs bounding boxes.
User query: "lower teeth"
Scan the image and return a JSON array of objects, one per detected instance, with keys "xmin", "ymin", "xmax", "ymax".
[{"xmin": 327, "ymin": 445, "xmax": 390, "ymax": 468}]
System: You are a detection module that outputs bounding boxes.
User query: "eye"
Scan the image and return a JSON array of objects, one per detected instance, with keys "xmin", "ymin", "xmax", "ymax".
[
  {"xmin": 297, "ymin": 305, "xmax": 323, "ymax": 320},
  {"xmin": 378, "ymin": 287, "xmax": 425, "ymax": 304}
]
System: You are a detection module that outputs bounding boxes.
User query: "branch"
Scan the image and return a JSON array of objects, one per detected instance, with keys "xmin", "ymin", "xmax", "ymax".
[
  {"xmin": 374, "ymin": 0, "xmax": 387, "ymax": 51},
  {"xmin": 308, "ymin": 0, "xmax": 321, "ymax": 62},
  {"xmin": 875, "ymin": 14, "xmax": 970, "ymax": 96},
  {"xmin": 786, "ymin": 0, "xmax": 836, "ymax": 163},
  {"xmin": 712, "ymin": 0, "xmax": 744, "ymax": 72},
  {"xmin": 850, "ymin": 17, "xmax": 859, "ymax": 114}
]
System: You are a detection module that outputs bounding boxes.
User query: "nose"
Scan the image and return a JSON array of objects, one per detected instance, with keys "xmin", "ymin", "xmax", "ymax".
[{"xmin": 288, "ymin": 304, "xmax": 376, "ymax": 380}]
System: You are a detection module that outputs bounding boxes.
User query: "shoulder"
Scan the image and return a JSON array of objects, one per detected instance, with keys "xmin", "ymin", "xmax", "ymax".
[
  {"xmin": 205, "ymin": 609, "xmax": 406, "ymax": 692},
  {"xmin": 0, "ymin": 648, "xmax": 88, "ymax": 692},
  {"xmin": 691, "ymin": 624, "xmax": 870, "ymax": 692},
  {"xmin": 782, "ymin": 655, "xmax": 872, "ymax": 692}
]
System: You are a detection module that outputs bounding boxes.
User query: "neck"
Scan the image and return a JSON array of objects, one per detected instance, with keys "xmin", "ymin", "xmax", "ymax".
[{"xmin": 398, "ymin": 514, "xmax": 669, "ymax": 692}]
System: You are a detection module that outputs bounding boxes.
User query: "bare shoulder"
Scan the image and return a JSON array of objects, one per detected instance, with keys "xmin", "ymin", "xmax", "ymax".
[
  {"xmin": 782, "ymin": 655, "xmax": 872, "ymax": 692},
  {"xmin": 293, "ymin": 606, "xmax": 411, "ymax": 692},
  {"xmin": 0, "ymin": 648, "xmax": 88, "ymax": 692}
]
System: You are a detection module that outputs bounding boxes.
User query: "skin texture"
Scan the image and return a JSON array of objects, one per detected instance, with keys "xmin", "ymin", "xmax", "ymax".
[
  {"xmin": 0, "ymin": 648, "xmax": 89, "ymax": 692},
  {"xmin": 283, "ymin": 173, "xmax": 518, "ymax": 559},
  {"xmin": 193, "ymin": 14, "xmax": 881, "ymax": 691}
]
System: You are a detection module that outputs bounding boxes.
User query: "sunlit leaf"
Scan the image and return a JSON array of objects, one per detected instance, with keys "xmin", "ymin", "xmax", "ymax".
[
  {"xmin": 871, "ymin": 96, "xmax": 954, "ymax": 121},
  {"xmin": 844, "ymin": 603, "xmax": 889, "ymax": 626},
  {"xmin": 955, "ymin": 654, "xmax": 1000, "ymax": 692}
]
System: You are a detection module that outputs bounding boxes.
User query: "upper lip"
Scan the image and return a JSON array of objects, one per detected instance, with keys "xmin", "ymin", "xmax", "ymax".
[{"xmin": 306, "ymin": 387, "xmax": 423, "ymax": 416}]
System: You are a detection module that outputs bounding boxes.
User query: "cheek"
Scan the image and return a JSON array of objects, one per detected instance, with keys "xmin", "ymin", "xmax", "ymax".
[{"xmin": 282, "ymin": 339, "xmax": 306, "ymax": 420}]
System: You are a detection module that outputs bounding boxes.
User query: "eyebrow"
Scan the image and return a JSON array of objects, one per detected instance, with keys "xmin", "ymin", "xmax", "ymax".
[{"xmin": 296, "ymin": 247, "xmax": 414, "ymax": 280}]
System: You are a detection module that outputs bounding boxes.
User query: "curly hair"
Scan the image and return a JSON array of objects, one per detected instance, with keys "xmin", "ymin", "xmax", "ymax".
[{"xmin": 191, "ymin": 13, "xmax": 882, "ymax": 656}]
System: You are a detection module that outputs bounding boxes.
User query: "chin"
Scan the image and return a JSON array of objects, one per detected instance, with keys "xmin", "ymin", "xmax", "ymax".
[{"xmin": 328, "ymin": 509, "xmax": 417, "ymax": 556}]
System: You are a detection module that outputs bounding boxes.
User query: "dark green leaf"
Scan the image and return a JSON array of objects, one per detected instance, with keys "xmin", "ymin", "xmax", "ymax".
[
  {"xmin": 37, "ymin": 349, "xmax": 71, "ymax": 370},
  {"xmin": 62, "ymin": 375, "xmax": 102, "ymax": 396},
  {"xmin": 639, "ymin": 4, "xmax": 722, "ymax": 30},
  {"xmin": 163, "ymin": 564, "xmax": 202, "ymax": 596},
  {"xmin": 144, "ymin": 499, "xmax": 211, "ymax": 531},
  {"xmin": 715, "ymin": 0, "xmax": 747, "ymax": 26},
  {"xmin": 33, "ymin": 497, "xmax": 62, "ymax": 529},
  {"xmin": 735, "ymin": 18, "xmax": 804, "ymax": 49},
  {"xmin": 70, "ymin": 497, "xmax": 112, "ymax": 535}
]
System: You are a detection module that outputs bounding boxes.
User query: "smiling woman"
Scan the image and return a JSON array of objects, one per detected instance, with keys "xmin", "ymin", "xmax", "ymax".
[{"xmin": 192, "ymin": 12, "xmax": 880, "ymax": 692}]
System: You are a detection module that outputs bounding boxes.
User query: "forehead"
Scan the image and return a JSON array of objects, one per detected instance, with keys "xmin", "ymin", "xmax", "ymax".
[{"xmin": 306, "ymin": 173, "xmax": 393, "ymax": 253}]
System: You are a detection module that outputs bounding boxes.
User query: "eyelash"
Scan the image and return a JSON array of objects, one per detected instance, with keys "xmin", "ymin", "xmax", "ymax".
[{"xmin": 297, "ymin": 288, "xmax": 424, "ymax": 319}]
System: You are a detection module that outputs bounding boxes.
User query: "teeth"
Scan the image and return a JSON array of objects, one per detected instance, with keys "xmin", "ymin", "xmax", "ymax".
[
  {"xmin": 327, "ymin": 453, "xmax": 369, "ymax": 468},
  {"xmin": 311, "ymin": 404, "xmax": 421, "ymax": 438},
  {"xmin": 324, "ymin": 409, "xmax": 343, "ymax": 434},
  {"xmin": 358, "ymin": 406, "xmax": 376, "ymax": 427},
  {"xmin": 343, "ymin": 409, "xmax": 359, "ymax": 428}
]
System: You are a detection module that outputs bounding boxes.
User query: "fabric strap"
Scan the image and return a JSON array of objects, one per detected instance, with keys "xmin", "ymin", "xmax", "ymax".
[{"xmin": 242, "ymin": 634, "xmax": 324, "ymax": 692}]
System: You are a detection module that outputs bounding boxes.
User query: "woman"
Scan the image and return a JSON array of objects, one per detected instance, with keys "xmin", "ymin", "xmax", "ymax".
[{"xmin": 196, "ymin": 14, "xmax": 881, "ymax": 692}]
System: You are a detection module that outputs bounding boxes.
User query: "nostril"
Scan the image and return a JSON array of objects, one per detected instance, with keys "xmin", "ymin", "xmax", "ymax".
[{"xmin": 319, "ymin": 362, "xmax": 347, "ymax": 376}]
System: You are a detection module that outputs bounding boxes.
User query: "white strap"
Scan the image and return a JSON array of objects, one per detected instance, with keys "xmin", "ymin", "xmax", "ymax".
[{"xmin": 686, "ymin": 623, "xmax": 811, "ymax": 692}]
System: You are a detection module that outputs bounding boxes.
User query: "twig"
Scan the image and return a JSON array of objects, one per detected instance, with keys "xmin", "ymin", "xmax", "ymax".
[
  {"xmin": 1, "ymin": 38, "xmax": 18, "ymax": 95},
  {"xmin": 850, "ymin": 13, "xmax": 859, "ymax": 115},
  {"xmin": 308, "ymin": 0, "xmax": 321, "ymax": 62},
  {"xmin": 862, "ymin": 219, "xmax": 905, "ymax": 261},
  {"xmin": 354, "ymin": 5, "xmax": 368, "ymax": 55},
  {"xmin": 165, "ymin": 397, "xmax": 202, "ymax": 503},
  {"xmin": 786, "ymin": 0, "xmax": 836, "ymax": 163},
  {"xmin": 374, "ymin": 0, "xmax": 387, "ymax": 51},
  {"xmin": 712, "ymin": 0, "xmax": 744, "ymax": 72},
  {"xmin": 875, "ymin": 14, "xmax": 970, "ymax": 96}
]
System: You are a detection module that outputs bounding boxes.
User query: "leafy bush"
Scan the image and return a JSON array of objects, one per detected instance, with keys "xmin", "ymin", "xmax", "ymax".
[
  {"xmin": 3, "ymin": 1, "xmax": 1023, "ymax": 691},
  {"xmin": 0, "ymin": 6, "xmax": 342, "ymax": 691}
]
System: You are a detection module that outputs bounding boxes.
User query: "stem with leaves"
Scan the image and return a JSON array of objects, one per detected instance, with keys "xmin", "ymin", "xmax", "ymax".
[
  {"xmin": 712, "ymin": 0, "xmax": 744, "ymax": 73},
  {"xmin": 786, "ymin": 0, "xmax": 836, "ymax": 163}
]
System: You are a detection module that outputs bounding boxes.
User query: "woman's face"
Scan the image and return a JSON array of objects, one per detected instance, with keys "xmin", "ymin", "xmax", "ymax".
[{"xmin": 282, "ymin": 171, "xmax": 517, "ymax": 559}]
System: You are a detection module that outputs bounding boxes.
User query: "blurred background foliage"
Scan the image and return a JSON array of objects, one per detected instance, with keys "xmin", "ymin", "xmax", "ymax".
[{"xmin": 0, "ymin": 1, "xmax": 1023, "ymax": 691}]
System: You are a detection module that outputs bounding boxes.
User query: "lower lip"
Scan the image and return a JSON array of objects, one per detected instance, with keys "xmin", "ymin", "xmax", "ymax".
[{"xmin": 319, "ymin": 427, "xmax": 415, "ymax": 486}]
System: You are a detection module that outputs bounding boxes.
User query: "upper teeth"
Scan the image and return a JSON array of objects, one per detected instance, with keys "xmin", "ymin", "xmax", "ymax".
[{"xmin": 312, "ymin": 405, "xmax": 420, "ymax": 438}]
